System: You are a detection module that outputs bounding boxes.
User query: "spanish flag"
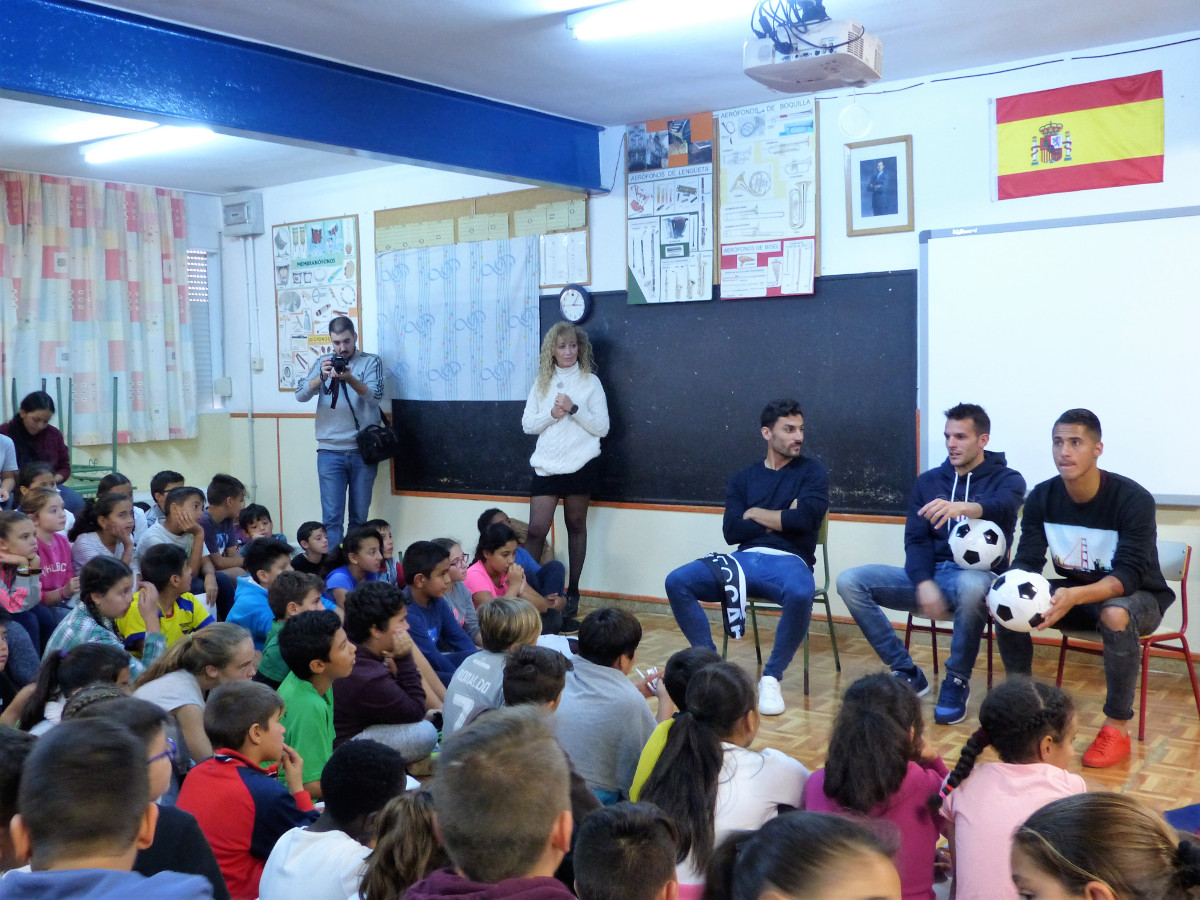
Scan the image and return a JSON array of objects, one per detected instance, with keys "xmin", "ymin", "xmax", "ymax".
[{"xmin": 996, "ymin": 71, "xmax": 1163, "ymax": 200}]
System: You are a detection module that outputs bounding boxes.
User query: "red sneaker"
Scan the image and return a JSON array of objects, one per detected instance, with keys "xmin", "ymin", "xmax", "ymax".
[{"xmin": 1081, "ymin": 724, "xmax": 1131, "ymax": 768}]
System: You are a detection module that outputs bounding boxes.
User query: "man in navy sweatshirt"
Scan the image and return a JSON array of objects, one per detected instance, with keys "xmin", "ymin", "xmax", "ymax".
[
  {"xmin": 838, "ymin": 403, "xmax": 1026, "ymax": 725},
  {"xmin": 664, "ymin": 399, "xmax": 828, "ymax": 717},
  {"xmin": 999, "ymin": 408, "xmax": 1173, "ymax": 769}
]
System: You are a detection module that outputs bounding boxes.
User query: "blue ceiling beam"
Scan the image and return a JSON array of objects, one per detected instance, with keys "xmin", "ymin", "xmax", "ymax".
[{"xmin": 0, "ymin": 0, "xmax": 605, "ymax": 191}]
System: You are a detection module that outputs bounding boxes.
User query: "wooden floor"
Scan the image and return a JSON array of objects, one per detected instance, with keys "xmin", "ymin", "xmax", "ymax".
[{"xmin": 613, "ymin": 606, "xmax": 1200, "ymax": 814}]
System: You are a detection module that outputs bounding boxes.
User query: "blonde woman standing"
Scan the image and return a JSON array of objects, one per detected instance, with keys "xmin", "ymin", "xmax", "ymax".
[{"xmin": 521, "ymin": 322, "xmax": 609, "ymax": 632}]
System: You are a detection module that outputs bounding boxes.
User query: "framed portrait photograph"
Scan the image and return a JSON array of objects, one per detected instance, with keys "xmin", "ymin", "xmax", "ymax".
[{"xmin": 845, "ymin": 135, "xmax": 914, "ymax": 236}]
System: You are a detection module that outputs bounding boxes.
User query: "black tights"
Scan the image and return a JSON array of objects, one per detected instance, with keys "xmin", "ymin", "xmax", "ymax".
[{"xmin": 525, "ymin": 493, "xmax": 591, "ymax": 598}]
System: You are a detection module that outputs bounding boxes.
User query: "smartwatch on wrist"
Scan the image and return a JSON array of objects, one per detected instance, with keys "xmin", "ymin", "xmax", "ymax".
[{"xmin": 569, "ymin": 404, "xmax": 579, "ymax": 415}]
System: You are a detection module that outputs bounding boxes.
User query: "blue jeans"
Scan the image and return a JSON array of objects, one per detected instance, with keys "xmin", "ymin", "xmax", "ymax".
[
  {"xmin": 836, "ymin": 560, "xmax": 994, "ymax": 681},
  {"xmin": 3, "ymin": 618, "xmax": 40, "ymax": 685},
  {"xmin": 317, "ymin": 449, "xmax": 379, "ymax": 549},
  {"xmin": 666, "ymin": 551, "xmax": 815, "ymax": 681}
]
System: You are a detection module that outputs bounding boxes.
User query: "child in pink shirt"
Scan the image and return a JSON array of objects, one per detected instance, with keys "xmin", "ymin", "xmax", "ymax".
[
  {"xmin": 21, "ymin": 486, "xmax": 76, "ymax": 616},
  {"xmin": 803, "ymin": 673, "xmax": 947, "ymax": 900},
  {"xmin": 933, "ymin": 678, "xmax": 1086, "ymax": 900}
]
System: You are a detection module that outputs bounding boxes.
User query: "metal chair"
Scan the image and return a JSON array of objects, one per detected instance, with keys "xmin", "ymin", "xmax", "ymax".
[
  {"xmin": 904, "ymin": 609, "xmax": 994, "ymax": 690},
  {"xmin": 1053, "ymin": 541, "xmax": 1197, "ymax": 742},
  {"xmin": 722, "ymin": 513, "xmax": 840, "ymax": 696}
]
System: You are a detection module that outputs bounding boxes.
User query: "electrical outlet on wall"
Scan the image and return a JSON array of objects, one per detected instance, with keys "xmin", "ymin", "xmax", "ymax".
[{"xmin": 251, "ymin": 357, "xmax": 264, "ymax": 373}]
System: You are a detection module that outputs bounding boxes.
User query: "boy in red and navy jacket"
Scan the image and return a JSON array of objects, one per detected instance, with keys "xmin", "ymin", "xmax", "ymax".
[{"xmin": 177, "ymin": 680, "xmax": 318, "ymax": 900}]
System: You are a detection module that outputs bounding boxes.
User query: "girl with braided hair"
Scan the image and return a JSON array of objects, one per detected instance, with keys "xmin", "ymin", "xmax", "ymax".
[
  {"xmin": 933, "ymin": 678, "xmax": 1085, "ymax": 900},
  {"xmin": 1012, "ymin": 793, "xmax": 1200, "ymax": 900}
]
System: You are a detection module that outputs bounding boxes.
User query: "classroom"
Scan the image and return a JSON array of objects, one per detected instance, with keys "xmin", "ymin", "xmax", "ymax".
[{"xmin": 2, "ymin": 1, "xmax": 1200, "ymax": 897}]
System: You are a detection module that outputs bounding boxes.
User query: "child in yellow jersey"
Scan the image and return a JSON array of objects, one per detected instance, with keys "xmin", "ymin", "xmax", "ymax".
[{"xmin": 117, "ymin": 543, "xmax": 213, "ymax": 655}]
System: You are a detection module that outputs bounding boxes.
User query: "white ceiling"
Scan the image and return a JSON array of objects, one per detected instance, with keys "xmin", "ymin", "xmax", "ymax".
[{"xmin": 2, "ymin": 0, "xmax": 1198, "ymax": 194}]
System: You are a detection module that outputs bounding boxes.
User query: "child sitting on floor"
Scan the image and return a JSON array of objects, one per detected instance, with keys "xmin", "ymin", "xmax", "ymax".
[
  {"xmin": 400, "ymin": 540, "xmax": 477, "ymax": 685},
  {"xmin": 442, "ymin": 596, "xmax": 541, "ymax": 738},
  {"xmin": 117, "ymin": 543, "xmax": 214, "ymax": 654},
  {"xmin": 324, "ymin": 526, "xmax": 384, "ymax": 610},
  {"xmin": 365, "ymin": 518, "xmax": 402, "ymax": 586},
  {"xmin": 277, "ymin": 609, "xmax": 357, "ymax": 799},
  {"xmin": 333, "ymin": 581, "xmax": 438, "ymax": 762},
  {"xmin": 259, "ymin": 739, "xmax": 410, "ymax": 900},
  {"xmin": 574, "ymin": 802, "xmax": 679, "ymax": 900},
  {"xmin": 238, "ymin": 504, "xmax": 291, "ymax": 555},
  {"xmin": 254, "ymin": 571, "xmax": 326, "ymax": 691},
  {"xmin": 291, "ymin": 522, "xmax": 329, "ymax": 577},
  {"xmin": 431, "ymin": 537, "xmax": 481, "ymax": 646},
  {"xmin": 227, "ymin": 539, "xmax": 295, "ymax": 650},
  {"xmin": 933, "ymin": 678, "xmax": 1085, "ymax": 900},
  {"xmin": 44, "ymin": 556, "xmax": 164, "ymax": 679},
  {"xmin": 176, "ymin": 679, "xmax": 319, "ymax": 900},
  {"xmin": 6, "ymin": 719, "xmax": 213, "ymax": 898},
  {"xmin": 803, "ymin": 673, "xmax": 947, "ymax": 900}
]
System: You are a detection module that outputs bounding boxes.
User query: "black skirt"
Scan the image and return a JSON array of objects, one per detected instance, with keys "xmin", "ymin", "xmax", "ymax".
[{"xmin": 529, "ymin": 456, "xmax": 601, "ymax": 498}]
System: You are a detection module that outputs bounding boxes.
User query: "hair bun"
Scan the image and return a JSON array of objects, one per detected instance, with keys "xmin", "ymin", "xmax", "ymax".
[{"xmin": 1174, "ymin": 838, "xmax": 1200, "ymax": 887}]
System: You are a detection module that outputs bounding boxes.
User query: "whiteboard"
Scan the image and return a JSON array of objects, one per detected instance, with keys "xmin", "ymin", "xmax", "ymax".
[{"xmin": 921, "ymin": 207, "xmax": 1200, "ymax": 505}]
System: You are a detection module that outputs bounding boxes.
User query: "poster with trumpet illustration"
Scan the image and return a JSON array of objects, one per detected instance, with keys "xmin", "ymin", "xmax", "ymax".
[
  {"xmin": 626, "ymin": 112, "xmax": 714, "ymax": 304},
  {"xmin": 716, "ymin": 97, "xmax": 818, "ymax": 297},
  {"xmin": 272, "ymin": 215, "xmax": 361, "ymax": 391}
]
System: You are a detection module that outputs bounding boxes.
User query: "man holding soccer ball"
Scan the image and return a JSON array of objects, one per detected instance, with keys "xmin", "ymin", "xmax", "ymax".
[
  {"xmin": 997, "ymin": 408, "xmax": 1174, "ymax": 768},
  {"xmin": 837, "ymin": 403, "xmax": 1027, "ymax": 725}
]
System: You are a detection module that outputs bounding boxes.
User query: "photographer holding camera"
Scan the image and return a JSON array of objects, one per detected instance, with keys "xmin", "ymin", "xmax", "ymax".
[{"xmin": 295, "ymin": 316, "xmax": 386, "ymax": 548}]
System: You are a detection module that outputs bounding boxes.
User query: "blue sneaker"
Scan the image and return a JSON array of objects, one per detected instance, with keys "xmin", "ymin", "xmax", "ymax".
[
  {"xmin": 934, "ymin": 673, "xmax": 971, "ymax": 725},
  {"xmin": 891, "ymin": 666, "xmax": 930, "ymax": 697}
]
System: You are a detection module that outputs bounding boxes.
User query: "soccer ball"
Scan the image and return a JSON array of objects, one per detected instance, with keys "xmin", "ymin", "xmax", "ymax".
[
  {"xmin": 948, "ymin": 518, "xmax": 1007, "ymax": 571},
  {"xmin": 988, "ymin": 571, "xmax": 1053, "ymax": 633}
]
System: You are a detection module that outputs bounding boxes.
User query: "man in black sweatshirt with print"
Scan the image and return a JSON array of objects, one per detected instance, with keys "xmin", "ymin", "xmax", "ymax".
[{"xmin": 1001, "ymin": 408, "xmax": 1173, "ymax": 769}]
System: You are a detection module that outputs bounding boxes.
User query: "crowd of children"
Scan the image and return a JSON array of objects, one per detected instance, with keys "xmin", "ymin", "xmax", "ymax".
[{"xmin": 2, "ymin": 467, "xmax": 1200, "ymax": 900}]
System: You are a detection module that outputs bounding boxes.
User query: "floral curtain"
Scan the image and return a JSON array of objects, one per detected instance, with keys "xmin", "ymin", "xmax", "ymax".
[{"xmin": 0, "ymin": 170, "xmax": 197, "ymax": 445}]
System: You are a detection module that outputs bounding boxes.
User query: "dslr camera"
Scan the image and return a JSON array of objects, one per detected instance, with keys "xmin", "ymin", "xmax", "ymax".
[{"xmin": 331, "ymin": 354, "xmax": 348, "ymax": 374}]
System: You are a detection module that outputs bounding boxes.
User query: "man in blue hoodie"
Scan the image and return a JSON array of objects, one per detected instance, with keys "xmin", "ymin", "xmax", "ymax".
[{"xmin": 837, "ymin": 403, "xmax": 1026, "ymax": 725}]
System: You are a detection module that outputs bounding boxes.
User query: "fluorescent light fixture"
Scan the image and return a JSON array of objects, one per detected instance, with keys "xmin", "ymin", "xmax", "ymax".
[
  {"xmin": 52, "ymin": 115, "xmax": 158, "ymax": 145},
  {"xmin": 83, "ymin": 125, "xmax": 217, "ymax": 164},
  {"xmin": 566, "ymin": 0, "xmax": 743, "ymax": 41}
]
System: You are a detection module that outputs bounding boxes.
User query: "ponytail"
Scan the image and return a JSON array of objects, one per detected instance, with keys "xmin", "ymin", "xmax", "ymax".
[
  {"xmin": 18, "ymin": 643, "xmax": 131, "ymax": 731},
  {"xmin": 68, "ymin": 493, "xmax": 130, "ymax": 541},
  {"xmin": 640, "ymin": 662, "xmax": 755, "ymax": 874},
  {"xmin": 931, "ymin": 677, "xmax": 1074, "ymax": 813},
  {"xmin": 136, "ymin": 622, "xmax": 251, "ymax": 688},
  {"xmin": 930, "ymin": 727, "xmax": 989, "ymax": 813},
  {"xmin": 823, "ymin": 672, "xmax": 923, "ymax": 813},
  {"xmin": 77, "ymin": 556, "xmax": 133, "ymax": 631},
  {"xmin": 358, "ymin": 791, "xmax": 447, "ymax": 900}
]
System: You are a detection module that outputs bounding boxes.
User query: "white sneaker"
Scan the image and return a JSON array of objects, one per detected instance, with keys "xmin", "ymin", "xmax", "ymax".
[{"xmin": 758, "ymin": 675, "xmax": 785, "ymax": 716}]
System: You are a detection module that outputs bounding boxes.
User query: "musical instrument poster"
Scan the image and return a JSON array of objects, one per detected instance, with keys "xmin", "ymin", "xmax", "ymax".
[
  {"xmin": 272, "ymin": 215, "xmax": 362, "ymax": 391},
  {"xmin": 625, "ymin": 112, "xmax": 714, "ymax": 305},
  {"xmin": 716, "ymin": 97, "xmax": 818, "ymax": 297}
]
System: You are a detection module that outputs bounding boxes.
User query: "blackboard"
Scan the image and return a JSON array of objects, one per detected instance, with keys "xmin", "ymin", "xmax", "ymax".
[{"xmin": 392, "ymin": 271, "xmax": 917, "ymax": 515}]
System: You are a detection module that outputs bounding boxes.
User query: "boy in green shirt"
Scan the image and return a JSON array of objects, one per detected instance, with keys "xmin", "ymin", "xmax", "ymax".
[
  {"xmin": 277, "ymin": 609, "xmax": 356, "ymax": 800},
  {"xmin": 255, "ymin": 571, "xmax": 326, "ymax": 690}
]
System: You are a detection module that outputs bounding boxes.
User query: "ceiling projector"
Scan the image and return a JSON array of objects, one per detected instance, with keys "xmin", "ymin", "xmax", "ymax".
[{"xmin": 744, "ymin": 19, "xmax": 882, "ymax": 93}]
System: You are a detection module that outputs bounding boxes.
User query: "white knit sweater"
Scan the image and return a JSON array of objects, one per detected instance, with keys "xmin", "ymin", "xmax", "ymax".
[{"xmin": 521, "ymin": 363, "xmax": 610, "ymax": 476}]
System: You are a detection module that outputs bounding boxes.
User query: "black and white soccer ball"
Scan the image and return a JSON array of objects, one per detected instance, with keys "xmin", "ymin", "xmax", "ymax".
[
  {"xmin": 948, "ymin": 518, "xmax": 1007, "ymax": 571},
  {"xmin": 988, "ymin": 570, "xmax": 1053, "ymax": 633}
]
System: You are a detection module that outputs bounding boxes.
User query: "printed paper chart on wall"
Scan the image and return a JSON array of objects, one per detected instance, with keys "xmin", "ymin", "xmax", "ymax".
[
  {"xmin": 717, "ymin": 97, "xmax": 818, "ymax": 297},
  {"xmin": 626, "ymin": 112, "xmax": 714, "ymax": 304},
  {"xmin": 375, "ymin": 236, "xmax": 540, "ymax": 402},
  {"xmin": 272, "ymin": 215, "xmax": 361, "ymax": 390}
]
